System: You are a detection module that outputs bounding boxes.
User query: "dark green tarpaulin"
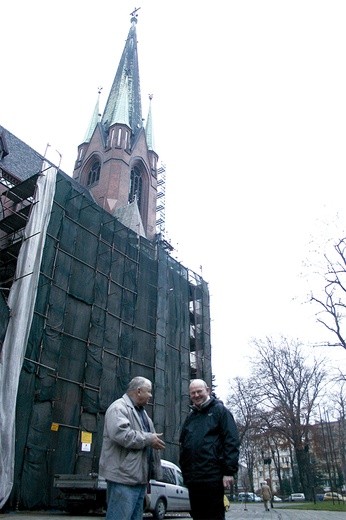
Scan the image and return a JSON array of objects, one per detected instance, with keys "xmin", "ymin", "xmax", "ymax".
[{"xmin": 1, "ymin": 172, "xmax": 211, "ymax": 510}]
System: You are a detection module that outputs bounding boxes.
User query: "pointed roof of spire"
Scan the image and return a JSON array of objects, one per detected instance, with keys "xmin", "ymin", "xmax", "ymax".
[
  {"xmin": 145, "ymin": 94, "xmax": 155, "ymax": 151},
  {"xmin": 83, "ymin": 88, "xmax": 102, "ymax": 143},
  {"xmin": 111, "ymin": 76, "xmax": 130, "ymax": 127},
  {"xmin": 101, "ymin": 10, "xmax": 142, "ymax": 135}
]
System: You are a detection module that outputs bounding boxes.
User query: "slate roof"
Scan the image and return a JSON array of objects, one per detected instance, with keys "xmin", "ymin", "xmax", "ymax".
[
  {"xmin": 0, "ymin": 125, "xmax": 47, "ymax": 182},
  {"xmin": 0, "ymin": 124, "xmax": 96, "ymax": 204}
]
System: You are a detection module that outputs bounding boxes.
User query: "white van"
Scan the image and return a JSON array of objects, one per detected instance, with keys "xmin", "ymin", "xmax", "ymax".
[
  {"xmin": 145, "ymin": 459, "xmax": 191, "ymax": 520},
  {"xmin": 289, "ymin": 492, "xmax": 305, "ymax": 501},
  {"xmin": 54, "ymin": 459, "xmax": 190, "ymax": 518},
  {"xmin": 238, "ymin": 492, "xmax": 261, "ymax": 502}
]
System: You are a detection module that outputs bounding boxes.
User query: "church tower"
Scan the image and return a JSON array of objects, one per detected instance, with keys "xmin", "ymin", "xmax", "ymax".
[{"xmin": 72, "ymin": 9, "xmax": 158, "ymax": 241}]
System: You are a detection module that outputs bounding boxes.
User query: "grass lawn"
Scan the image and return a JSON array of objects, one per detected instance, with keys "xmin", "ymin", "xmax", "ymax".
[{"xmin": 279, "ymin": 501, "xmax": 346, "ymax": 512}]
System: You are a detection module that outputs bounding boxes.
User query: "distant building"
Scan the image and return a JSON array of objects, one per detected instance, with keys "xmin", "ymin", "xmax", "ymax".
[
  {"xmin": 0, "ymin": 12, "xmax": 212, "ymax": 510},
  {"xmin": 310, "ymin": 419, "xmax": 346, "ymax": 493},
  {"xmin": 249, "ymin": 418, "xmax": 346, "ymax": 497}
]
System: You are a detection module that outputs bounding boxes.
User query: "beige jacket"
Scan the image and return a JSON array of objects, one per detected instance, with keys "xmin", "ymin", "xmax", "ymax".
[
  {"xmin": 261, "ymin": 484, "xmax": 272, "ymax": 501},
  {"xmin": 99, "ymin": 394, "xmax": 162, "ymax": 485}
]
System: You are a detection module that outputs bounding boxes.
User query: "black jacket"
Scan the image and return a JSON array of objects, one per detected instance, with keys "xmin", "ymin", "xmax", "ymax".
[{"xmin": 179, "ymin": 397, "xmax": 239, "ymax": 484}]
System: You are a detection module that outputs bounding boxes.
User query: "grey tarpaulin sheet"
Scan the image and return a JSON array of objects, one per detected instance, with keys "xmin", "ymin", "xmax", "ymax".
[{"xmin": 0, "ymin": 164, "xmax": 57, "ymax": 508}]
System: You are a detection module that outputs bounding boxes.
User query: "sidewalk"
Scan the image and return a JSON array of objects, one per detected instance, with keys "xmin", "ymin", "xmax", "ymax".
[
  {"xmin": 1, "ymin": 505, "xmax": 346, "ymax": 520},
  {"xmin": 225, "ymin": 502, "xmax": 346, "ymax": 519}
]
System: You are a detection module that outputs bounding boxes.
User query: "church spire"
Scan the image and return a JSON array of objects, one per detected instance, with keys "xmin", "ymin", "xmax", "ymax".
[
  {"xmin": 83, "ymin": 87, "xmax": 102, "ymax": 143},
  {"xmin": 73, "ymin": 7, "xmax": 159, "ymax": 242},
  {"xmin": 110, "ymin": 76, "xmax": 130, "ymax": 127},
  {"xmin": 145, "ymin": 94, "xmax": 155, "ymax": 151},
  {"xmin": 101, "ymin": 10, "xmax": 142, "ymax": 135}
]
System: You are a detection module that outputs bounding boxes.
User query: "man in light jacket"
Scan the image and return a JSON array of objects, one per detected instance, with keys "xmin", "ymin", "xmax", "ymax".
[{"xmin": 99, "ymin": 376, "xmax": 165, "ymax": 520}]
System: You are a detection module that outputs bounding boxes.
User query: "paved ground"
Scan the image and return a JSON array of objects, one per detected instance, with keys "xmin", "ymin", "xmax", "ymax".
[
  {"xmin": 225, "ymin": 502, "xmax": 346, "ymax": 519},
  {"xmin": 1, "ymin": 504, "xmax": 346, "ymax": 520}
]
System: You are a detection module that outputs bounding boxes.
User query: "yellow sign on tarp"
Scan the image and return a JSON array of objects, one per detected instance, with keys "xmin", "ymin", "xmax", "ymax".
[
  {"xmin": 51, "ymin": 423, "xmax": 59, "ymax": 431},
  {"xmin": 81, "ymin": 431, "xmax": 92, "ymax": 443}
]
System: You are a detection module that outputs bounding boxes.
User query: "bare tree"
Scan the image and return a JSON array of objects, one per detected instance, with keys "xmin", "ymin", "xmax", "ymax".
[
  {"xmin": 249, "ymin": 337, "xmax": 328, "ymax": 499},
  {"xmin": 227, "ymin": 377, "xmax": 262, "ymax": 492},
  {"xmin": 328, "ymin": 381, "xmax": 346, "ymax": 487},
  {"xmin": 310, "ymin": 237, "xmax": 346, "ymax": 352}
]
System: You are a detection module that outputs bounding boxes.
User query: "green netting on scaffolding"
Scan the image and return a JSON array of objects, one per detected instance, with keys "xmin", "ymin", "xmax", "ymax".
[{"xmin": 9, "ymin": 172, "xmax": 212, "ymax": 510}]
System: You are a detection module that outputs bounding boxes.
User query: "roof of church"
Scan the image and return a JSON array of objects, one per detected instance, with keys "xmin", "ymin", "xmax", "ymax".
[
  {"xmin": 0, "ymin": 125, "xmax": 47, "ymax": 182},
  {"xmin": 101, "ymin": 13, "xmax": 142, "ymax": 136},
  {"xmin": 0, "ymin": 124, "xmax": 96, "ymax": 203},
  {"xmin": 82, "ymin": 10, "xmax": 157, "ymax": 156}
]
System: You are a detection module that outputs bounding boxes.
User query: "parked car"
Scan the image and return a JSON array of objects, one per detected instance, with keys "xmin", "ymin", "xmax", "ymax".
[
  {"xmin": 289, "ymin": 493, "xmax": 306, "ymax": 502},
  {"xmin": 145, "ymin": 459, "xmax": 191, "ymax": 520},
  {"xmin": 272, "ymin": 495, "xmax": 282, "ymax": 502},
  {"xmin": 238, "ymin": 492, "xmax": 261, "ymax": 502},
  {"xmin": 54, "ymin": 459, "xmax": 190, "ymax": 518},
  {"xmin": 323, "ymin": 492, "xmax": 346, "ymax": 502}
]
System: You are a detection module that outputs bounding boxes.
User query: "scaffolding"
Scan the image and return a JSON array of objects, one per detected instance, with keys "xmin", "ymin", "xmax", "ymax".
[
  {"xmin": 156, "ymin": 162, "xmax": 166, "ymax": 234},
  {"xmin": 0, "ymin": 172, "xmax": 40, "ymax": 291},
  {"xmin": 0, "ymin": 171, "xmax": 212, "ymax": 511}
]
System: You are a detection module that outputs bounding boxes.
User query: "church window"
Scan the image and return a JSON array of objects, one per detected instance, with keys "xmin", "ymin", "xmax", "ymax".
[
  {"xmin": 110, "ymin": 129, "xmax": 115, "ymax": 148},
  {"xmin": 129, "ymin": 166, "xmax": 142, "ymax": 209},
  {"xmin": 87, "ymin": 160, "xmax": 101, "ymax": 186},
  {"xmin": 117, "ymin": 128, "xmax": 122, "ymax": 147}
]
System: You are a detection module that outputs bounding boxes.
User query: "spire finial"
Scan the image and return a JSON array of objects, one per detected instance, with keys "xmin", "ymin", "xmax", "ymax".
[{"xmin": 130, "ymin": 6, "xmax": 141, "ymax": 23}]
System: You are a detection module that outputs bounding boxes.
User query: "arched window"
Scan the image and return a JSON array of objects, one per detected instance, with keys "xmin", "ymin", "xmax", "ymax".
[
  {"xmin": 129, "ymin": 166, "xmax": 142, "ymax": 210},
  {"xmin": 87, "ymin": 160, "xmax": 101, "ymax": 186}
]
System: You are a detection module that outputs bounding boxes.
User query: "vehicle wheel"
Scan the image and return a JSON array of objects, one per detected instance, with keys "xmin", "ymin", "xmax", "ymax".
[
  {"xmin": 66, "ymin": 501, "xmax": 91, "ymax": 515},
  {"xmin": 153, "ymin": 498, "xmax": 166, "ymax": 520}
]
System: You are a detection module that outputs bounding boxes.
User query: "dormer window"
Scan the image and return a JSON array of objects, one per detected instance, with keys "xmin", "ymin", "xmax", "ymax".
[{"xmin": 87, "ymin": 160, "xmax": 101, "ymax": 186}]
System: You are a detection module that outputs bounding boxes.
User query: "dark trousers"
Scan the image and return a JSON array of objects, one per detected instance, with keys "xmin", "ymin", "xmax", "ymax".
[{"xmin": 187, "ymin": 480, "xmax": 225, "ymax": 520}]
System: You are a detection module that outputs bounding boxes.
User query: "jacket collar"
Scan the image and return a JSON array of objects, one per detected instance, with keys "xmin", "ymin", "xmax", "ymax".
[{"xmin": 190, "ymin": 395, "xmax": 215, "ymax": 412}]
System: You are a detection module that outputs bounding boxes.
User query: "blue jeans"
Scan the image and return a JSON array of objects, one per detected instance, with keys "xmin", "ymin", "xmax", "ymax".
[{"xmin": 105, "ymin": 481, "xmax": 146, "ymax": 520}]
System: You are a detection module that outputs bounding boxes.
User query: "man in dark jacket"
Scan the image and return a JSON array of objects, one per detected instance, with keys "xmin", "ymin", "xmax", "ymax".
[{"xmin": 179, "ymin": 379, "xmax": 239, "ymax": 520}]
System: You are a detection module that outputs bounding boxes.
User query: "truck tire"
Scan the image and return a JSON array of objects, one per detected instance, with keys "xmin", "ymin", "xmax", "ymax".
[
  {"xmin": 66, "ymin": 501, "xmax": 91, "ymax": 515},
  {"xmin": 153, "ymin": 498, "xmax": 166, "ymax": 520}
]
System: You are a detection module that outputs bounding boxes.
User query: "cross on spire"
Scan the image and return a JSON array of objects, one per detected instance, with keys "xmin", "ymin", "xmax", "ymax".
[{"xmin": 130, "ymin": 7, "xmax": 141, "ymax": 17}]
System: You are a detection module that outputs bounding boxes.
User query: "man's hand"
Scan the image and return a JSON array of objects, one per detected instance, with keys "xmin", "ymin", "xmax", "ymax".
[
  {"xmin": 223, "ymin": 476, "xmax": 234, "ymax": 489},
  {"xmin": 151, "ymin": 433, "xmax": 165, "ymax": 450}
]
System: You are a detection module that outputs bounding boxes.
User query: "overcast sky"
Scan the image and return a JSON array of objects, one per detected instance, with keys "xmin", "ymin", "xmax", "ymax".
[{"xmin": 2, "ymin": 0, "xmax": 346, "ymax": 399}]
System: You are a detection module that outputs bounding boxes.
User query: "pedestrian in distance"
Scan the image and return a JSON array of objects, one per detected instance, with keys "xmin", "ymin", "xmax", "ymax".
[
  {"xmin": 260, "ymin": 481, "xmax": 272, "ymax": 511},
  {"xmin": 99, "ymin": 376, "xmax": 165, "ymax": 520},
  {"xmin": 179, "ymin": 379, "xmax": 240, "ymax": 520}
]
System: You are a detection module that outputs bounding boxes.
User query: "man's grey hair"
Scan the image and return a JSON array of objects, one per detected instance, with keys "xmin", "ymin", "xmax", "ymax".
[
  {"xmin": 189, "ymin": 378, "xmax": 208, "ymax": 389},
  {"xmin": 127, "ymin": 376, "xmax": 152, "ymax": 392}
]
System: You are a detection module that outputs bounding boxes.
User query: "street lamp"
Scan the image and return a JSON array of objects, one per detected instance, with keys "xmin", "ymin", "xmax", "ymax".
[{"xmin": 262, "ymin": 452, "xmax": 273, "ymax": 508}]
